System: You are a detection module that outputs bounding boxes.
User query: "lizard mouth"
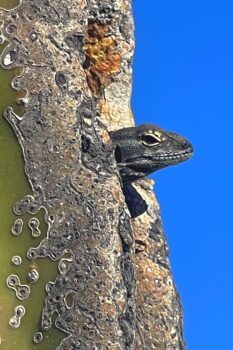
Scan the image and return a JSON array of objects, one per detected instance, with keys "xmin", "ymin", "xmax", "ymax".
[{"xmin": 152, "ymin": 149, "xmax": 193, "ymax": 162}]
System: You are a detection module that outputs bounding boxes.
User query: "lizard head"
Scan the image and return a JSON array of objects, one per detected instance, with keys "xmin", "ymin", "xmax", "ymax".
[{"xmin": 110, "ymin": 124, "xmax": 193, "ymax": 183}]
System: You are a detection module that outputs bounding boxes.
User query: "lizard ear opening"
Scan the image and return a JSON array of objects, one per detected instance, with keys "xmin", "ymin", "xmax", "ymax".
[{"xmin": 114, "ymin": 145, "xmax": 122, "ymax": 163}]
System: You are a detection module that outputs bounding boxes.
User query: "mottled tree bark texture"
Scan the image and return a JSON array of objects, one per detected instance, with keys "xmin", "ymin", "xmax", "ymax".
[{"xmin": 0, "ymin": 1, "xmax": 185, "ymax": 349}]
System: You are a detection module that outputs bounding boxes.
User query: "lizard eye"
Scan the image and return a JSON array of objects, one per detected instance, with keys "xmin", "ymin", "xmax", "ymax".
[{"xmin": 141, "ymin": 134, "xmax": 160, "ymax": 147}]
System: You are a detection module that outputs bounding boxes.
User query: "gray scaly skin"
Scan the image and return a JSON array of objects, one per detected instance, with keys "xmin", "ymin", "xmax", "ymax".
[{"xmin": 110, "ymin": 124, "xmax": 193, "ymax": 183}]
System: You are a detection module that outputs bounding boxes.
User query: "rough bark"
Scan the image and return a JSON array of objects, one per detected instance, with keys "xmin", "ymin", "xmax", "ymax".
[{"xmin": 0, "ymin": 0, "xmax": 185, "ymax": 349}]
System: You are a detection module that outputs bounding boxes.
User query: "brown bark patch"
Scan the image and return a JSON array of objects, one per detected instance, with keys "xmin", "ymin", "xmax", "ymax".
[{"xmin": 84, "ymin": 23, "xmax": 121, "ymax": 95}]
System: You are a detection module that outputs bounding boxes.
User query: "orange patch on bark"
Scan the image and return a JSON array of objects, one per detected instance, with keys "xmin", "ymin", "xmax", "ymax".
[{"xmin": 84, "ymin": 23, "xmax": 122, "ymax": 94}]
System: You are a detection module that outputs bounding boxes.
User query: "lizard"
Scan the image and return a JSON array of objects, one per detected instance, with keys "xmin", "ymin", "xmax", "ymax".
[
  {"xmin": 109, "ymin": 124, "xmax": 193, "ymax": 217},
  {"xmin": 109, "ymin": 123, "xmax": 193, "ymax": 183}
]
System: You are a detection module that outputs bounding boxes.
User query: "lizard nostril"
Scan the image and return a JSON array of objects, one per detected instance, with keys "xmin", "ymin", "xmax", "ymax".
[{"xmin": 182, "ymin": 140, "xmax": 192, "ymax": 150}]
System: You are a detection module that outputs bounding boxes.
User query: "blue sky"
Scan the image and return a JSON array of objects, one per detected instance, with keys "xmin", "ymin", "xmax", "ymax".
[{"xmin": 132, "ymin": 1, "xmax": 233, "ymax": 349}]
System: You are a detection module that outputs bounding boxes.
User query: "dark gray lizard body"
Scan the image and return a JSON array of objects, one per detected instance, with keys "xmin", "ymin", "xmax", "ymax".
[
  {"xmin": 110, "ymin": 124, "xmax": 193, "ymax": 217},
  {"xmin": 110, "ymin": 124, "xmax": 193, "ymax": 183}
]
